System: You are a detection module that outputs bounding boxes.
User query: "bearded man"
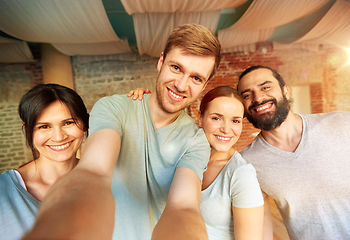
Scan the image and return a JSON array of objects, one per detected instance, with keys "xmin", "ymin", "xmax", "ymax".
[{"xmin": 237, "ymin": 65, "xmax": 350, "ymax": 240}]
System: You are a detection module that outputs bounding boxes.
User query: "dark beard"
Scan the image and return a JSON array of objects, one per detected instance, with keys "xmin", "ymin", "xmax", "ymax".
[{"xmin": 246, "ymin": 95, "xmax": 290, "ymax": 131}]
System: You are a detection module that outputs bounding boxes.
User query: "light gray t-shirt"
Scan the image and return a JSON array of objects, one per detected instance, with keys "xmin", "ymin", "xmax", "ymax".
[
  {"xmin": 241, "ymin": 111, "xmax": 350, "ymax": 240},
  {"xmin": 89, "ymin": 94, "xmax": 210, "ymax": 240},
  {"xmin": 0, "ymin": 170, "xmax": 40, "ymax": 240},
  {"xmin": 200, "ymin": 151, "xmax": 264, "ymax": 240}
]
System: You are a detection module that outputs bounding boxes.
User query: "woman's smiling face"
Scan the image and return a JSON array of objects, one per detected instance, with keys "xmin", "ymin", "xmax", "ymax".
[
  {"xmin": 199, "ymin": 96, "xmax": 244, "ymax": 152},
  {"xmin": 32, "ymin": 100, "xmax": 84, "ymax": 162}
]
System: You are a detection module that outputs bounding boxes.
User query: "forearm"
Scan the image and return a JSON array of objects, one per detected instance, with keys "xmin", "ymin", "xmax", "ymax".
[
  {"xmin": 22, "ymin": 168, "xmax": 115, "ymax": 240},
  {"xmin": 262, "ymin": 196, "xmax": 274, "ymax": 240},
  {"xmin": 152, "ymin": 206, "xmax": 208, "ymax": 240}
]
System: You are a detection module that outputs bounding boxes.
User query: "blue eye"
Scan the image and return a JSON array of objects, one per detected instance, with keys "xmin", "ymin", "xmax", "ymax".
[
  {"xmin": 194, "ymin": 76, "xmax": 202, "ymax": 82},
  {"xmin": 172, "ymin": 65, "xmax": 180, "ymax": 71}
]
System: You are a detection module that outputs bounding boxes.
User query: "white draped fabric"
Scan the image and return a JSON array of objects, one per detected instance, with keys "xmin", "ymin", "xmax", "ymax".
[
  {"xmin": 120, "ymin": 0, "xmax": 247, "ymax": 14},
  {"xmin": 133, "ymin": 11, "xmax": 221, "ymax": 57},
  {"xmin": 0, "ymin": 0, "xmax": 131, "ymax": 58},
  {"xmin": 0, "ymin": 37, "xmax": 34, "ymax": 63},
  {"xmin": 0, "ymin": 0, "xmax": 350, "ymax": 62},
  {"xmin": 295, "ymin": 0, "xmax": 350, "ymax": 48},
  {"xmin": 218, "ymin": 0, "xmax": 330, "ymax": 51}
]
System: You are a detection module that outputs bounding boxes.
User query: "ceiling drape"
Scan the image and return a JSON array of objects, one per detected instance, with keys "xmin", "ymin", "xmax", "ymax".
[
  {"xmin": 133, "ymin": 11, "xmax": 221, "ymax": 57},
  {"xmin": 0, "ymin": 0, "xmax": 350, "ymax": 63},
  {"xmin": 0, "ymin": 37, "xmax": 34, "ymax": 63},
  {"xmin": 218, "ymin": 0, "xmax": 330, "ymax": 50},
  {"xmin": 120, "ymin": 0, "xmax": 247, "ymax": 13},
  {"xmin": 0, "ymin": 0, "xmax": 131, "ymax": 58}
]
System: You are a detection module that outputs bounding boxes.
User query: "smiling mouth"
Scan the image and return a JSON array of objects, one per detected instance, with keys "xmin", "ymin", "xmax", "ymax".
[
  {"xmin": 250, "ymin": 100, "xmax": 273, "ymax": 114},
  {"xmin": 255, "ymin": 104, "xmax": 270, "ymax": 112},
  {"xmin": 216, "ymin": 135, "xmax": 232, "ymax": 141},
  {"xmin": 168, "ymin": 88, "xmax": 186, "ymax": 99},
  {"xmin": 48, "ymin": 141, "xmax": 72, "ymax": 151}
]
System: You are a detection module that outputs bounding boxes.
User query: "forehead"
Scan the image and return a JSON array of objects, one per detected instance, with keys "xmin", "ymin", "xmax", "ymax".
[
  {"xmin": 37, "ymin": 101, "xmax": 71, "ymax": 121},
  {"xmin": 238, "ymin": 68, "xmax": 278, "ymax": 92},
  {"xmin": 206, "ymin": 96, "xmax": 244, "ymax": 114}
]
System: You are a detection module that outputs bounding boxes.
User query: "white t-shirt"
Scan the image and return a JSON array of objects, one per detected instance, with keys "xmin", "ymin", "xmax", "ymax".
[{"xmin": 200, "ymin": 151, "xmax": 264, "ymax": 240}]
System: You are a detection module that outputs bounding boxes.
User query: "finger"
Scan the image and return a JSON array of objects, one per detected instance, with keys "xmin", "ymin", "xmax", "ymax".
[{"xmin": 127, "ymin": 90, "xmax": 134, "ymax": 97}]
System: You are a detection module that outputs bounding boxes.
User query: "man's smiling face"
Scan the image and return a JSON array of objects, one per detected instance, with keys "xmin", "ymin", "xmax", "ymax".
[
  {"xmin": 237, "ymin": 68, "xmax": 290, "ymax": 131},
  {"xmin": 155, "ymin": 47, "xmax": 215, "ymax": 115}
]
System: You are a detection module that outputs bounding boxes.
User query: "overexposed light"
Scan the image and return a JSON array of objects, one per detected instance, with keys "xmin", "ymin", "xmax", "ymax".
[{"xmin": 346, "ymin": 48, "xmax": 350, "ymax": 65}]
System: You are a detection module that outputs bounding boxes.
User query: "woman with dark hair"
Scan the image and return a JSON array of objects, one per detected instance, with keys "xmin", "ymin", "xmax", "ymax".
[
  {"xmin": 0, "ymin": 83, "xmax": 89, "ymax": 240},
  {"xmin": 128, "ymin": 86, "xmax": 265, "ymax": 240}
]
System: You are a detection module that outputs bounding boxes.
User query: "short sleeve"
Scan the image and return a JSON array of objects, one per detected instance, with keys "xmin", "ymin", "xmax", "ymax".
[
  {"xmin": 88, "ymin": 95, "xmax": 128, "ymax": 137},
  {"xmin": 176, "ymin": 129, "xmax": 210, "ymax": 181},
  {"xmin": 230, "ymin": 164, "xmax": 264, "ymax": 208}
]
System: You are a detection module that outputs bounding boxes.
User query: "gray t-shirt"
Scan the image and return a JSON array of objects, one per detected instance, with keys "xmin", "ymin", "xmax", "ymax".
[
  {"xmin": 200, "ymin": 151, "xmax": 264, "ymax": 240},
  {"xmin": 0, "ymin": 170, "xmax": 40, "ymax": 240},
  {"xmin": 89, "ymin": 94, "xmax": 210, "ymax": 240},
  {"xmin": 241, "ymin": 111, "xmax": 350, "ymax": 240}
]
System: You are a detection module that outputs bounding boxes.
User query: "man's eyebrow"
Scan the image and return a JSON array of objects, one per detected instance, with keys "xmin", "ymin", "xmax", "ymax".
[
  {"xmin": 240, "ymin": 80, "xmax": 273, "ymax": 95},
  {"xmin": 258, "ymin": 80, "xmax": 273, "ymax": 86}
]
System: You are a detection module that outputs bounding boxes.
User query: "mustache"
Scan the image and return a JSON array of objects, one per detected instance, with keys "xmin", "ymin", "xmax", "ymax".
[{"xmin": 248, "ymin": 98, "xmax": 277, "ymax": 112}]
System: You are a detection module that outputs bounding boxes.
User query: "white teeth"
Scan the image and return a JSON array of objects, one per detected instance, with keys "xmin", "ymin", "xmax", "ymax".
[
  {"xmin": 217, "ymin": 136, "xmax": 231, "ymax": 141},
  {"xmin": 169, "ymin": 90, "xmax": 183, "ymax": 99},
  {"xmin": 256, "ymin": 104, "xmax": 269, "ymax": 111},
  {"xmin": 50, "ymin": 142, "xmax": 70, "ymax": 150}
]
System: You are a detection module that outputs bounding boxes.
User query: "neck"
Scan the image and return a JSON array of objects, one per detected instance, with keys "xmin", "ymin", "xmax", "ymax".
[
  {"xmin": 148, "ymin": 92, "xmax": 182, "ymax": 129},
  {"xmin": 210, "ymin": 147, "xmax": 236, "ymax": 162},
  {"xmin": 261, "ymin": 111, "xmax": 303, "ymax": 152},
  {"xmin": 33, "ymin": 156, "xmax": 79, "ymax": 186},
  {"xmin": 17, "ymin": 156, "xmax": 78, "ymax": 201}
]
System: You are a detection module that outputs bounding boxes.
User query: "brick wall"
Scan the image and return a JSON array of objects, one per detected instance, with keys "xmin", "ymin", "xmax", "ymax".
[
  {"xmin": 73, "ymin": 56, "xmax": 158, "ymax": 112},
  {"xmin": 1, "ymin": 43, "xmax": 350, "ymax": 172},
  {"xmin": 0, "ymin": 62, "xmax": 43, "ymax": 172}
]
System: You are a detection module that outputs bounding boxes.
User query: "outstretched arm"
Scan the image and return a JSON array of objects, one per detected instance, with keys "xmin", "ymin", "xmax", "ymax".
[
  {"xmin": 22, "ymin": 129, "xmax": 121, "ymax": 240},
  {"xmin": 152, "ymin": 167, "xmax": 208, "ymax": 240}
]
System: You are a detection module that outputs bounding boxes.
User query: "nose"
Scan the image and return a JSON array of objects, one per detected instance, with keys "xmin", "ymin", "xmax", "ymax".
[
  {"xmin": 253, "ymin": 91, "xmax": 265, "ymax": 103},
  {"xmin": 51, "ymin": 127, "xmax": 67, "ymax": 142},
  {"xmin": 220, "ymin": 121, "xmax": 231, "ymax": 134},
  {"xmin": 174, "ymin": 75, "xmax": 189, "ymax": 93}
]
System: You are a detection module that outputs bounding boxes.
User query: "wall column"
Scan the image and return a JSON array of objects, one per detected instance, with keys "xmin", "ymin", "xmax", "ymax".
[{"xmin": 40, "ymin": 43, "xmax": 75, "ymax": 89}]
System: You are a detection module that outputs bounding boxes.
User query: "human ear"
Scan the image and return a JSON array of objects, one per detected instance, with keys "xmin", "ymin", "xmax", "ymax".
[
  {"xmin": 157, "ymin": 52, "xmax": 164, "ymax": 72},
  {"xmin": 283, "ymin": 85, "xmax": 290, "ymax": 100}
]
